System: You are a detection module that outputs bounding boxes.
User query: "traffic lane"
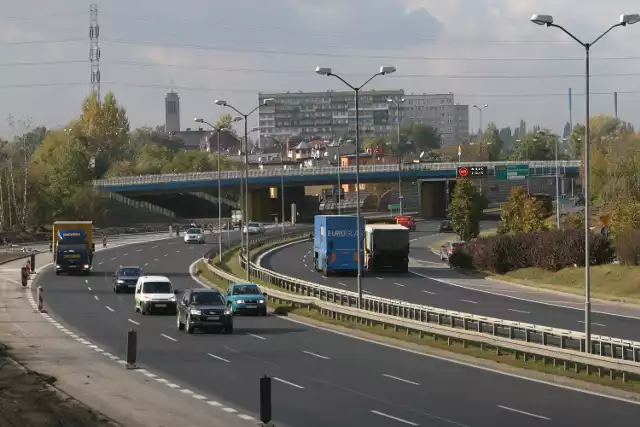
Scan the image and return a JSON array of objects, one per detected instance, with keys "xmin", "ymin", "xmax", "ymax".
[
  {"xmin": 207, "ymin": 308, "xmax": 640, "ymax": 426},
  {"xmin": 265, "ymin": 241, "xmax": 640, "ymax": 341}
]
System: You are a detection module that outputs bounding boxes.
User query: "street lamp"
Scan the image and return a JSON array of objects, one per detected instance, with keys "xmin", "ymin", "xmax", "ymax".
[
  {"xmin": 194, "ymin": 117, "xmax": 227, "ymax": 262},
  {"xmin": 537, "ymin": 130, "xmax": 561, "ymax": 230},
  {"xmin": 328, "ymin": 138, "xmax": 351, "ymax": 214},
  {"xmin": 531, "ymin": 12, "xmax": 639, "ymax": 354},
  {"xmin": 387, "ymin": 97, "xmax": 406, "ymax": 214},
  {"xmin": 472, "ymin": 104, "xmax": 489, "ymax": 158},
  {"xmin": 214, "ymin": 98, "xmax": 275, "ymax": 280},
  {"xmin": 274, "ymin": 136, "xmax": 287, "ymax": 235},
  {"xmin": 315, "ymin": 65, "xmax": 396, "ymax": 308}
]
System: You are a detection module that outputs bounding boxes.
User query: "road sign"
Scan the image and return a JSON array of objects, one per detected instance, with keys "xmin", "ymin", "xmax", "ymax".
[
  {"xmin": 460, "ymin": 166, "xmax": 487, "ymax": 177},
  {"xmin": 457, "ymin": 167, "xmax": 470, "ymax": 177},
  {"xmin": 388, "ymin": 203, "xmax": 401, "ymax": 210},
  {"xmin": 495, "ymin": 164, "xmax": 529, "ymax": 181}
]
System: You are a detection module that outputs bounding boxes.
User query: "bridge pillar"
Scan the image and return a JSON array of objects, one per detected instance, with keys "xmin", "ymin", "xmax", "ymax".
[
  {"xmin": 247, "ymin": 188, "xmax": 271, "ymax": 222},
  {"xmin": 418, "ymin": 179, "xmax": 448, "ymax": 220}
]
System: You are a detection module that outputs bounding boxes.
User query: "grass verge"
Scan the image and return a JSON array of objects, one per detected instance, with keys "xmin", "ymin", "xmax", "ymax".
[
  {"xmin": 0, "ymin": 252, "xmax": 29, "ymax": 265},
  {"xmin": 493, "ymin": 265, "xmax": 640, "ymax": 305},
  {"xmin": 194, "ymin": 241, "xmax": 640, "ymax": 395}
]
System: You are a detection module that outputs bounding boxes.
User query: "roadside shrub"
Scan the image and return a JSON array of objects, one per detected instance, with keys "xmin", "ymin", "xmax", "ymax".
[
  {"xmin": 466, "ymin": 229, "xmax": 614, "ymax": 273},
  {"xmin": 616, "ymin": 230, "xmax": 640, "ymax": 265},
  {"xmin": 448, "ymin": 250, "xmax": 473, "ymax": 269}
]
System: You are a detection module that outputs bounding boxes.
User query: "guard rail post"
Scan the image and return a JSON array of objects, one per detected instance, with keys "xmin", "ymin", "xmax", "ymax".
[
  {"xmin": 259, "ymin": 375, "xmax": 272, "ymax": 426},
  {"xmin": 126, "ymin": 329, "xmax": 137, "ymax": 369}
]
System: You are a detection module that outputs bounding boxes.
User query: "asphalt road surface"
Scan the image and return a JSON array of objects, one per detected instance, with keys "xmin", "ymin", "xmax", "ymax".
[
  {"xmin": 262, "ymin": 218, "xmax": 640, "ymax": 342},
  {"xmin": 33, "ymin": 226, "xmax": 640, "ymax": 426}
]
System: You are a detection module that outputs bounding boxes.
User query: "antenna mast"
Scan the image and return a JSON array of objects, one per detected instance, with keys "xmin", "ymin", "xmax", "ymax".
[{"xmin": 89, "ymin": 4, "xmax": 101, "ymax": 102}]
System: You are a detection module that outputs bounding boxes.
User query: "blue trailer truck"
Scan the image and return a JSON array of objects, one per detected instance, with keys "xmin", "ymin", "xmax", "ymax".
[{"xmin": 313, "ymin": 215, "xmax": 364, "ymax": 276}]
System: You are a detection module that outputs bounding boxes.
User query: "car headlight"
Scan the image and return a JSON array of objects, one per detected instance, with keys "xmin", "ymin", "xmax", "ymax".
[
  {"xmin": 258, "ymin": 299, "xmax": 265, "ymax": 304},
  {"xmin": 236, "ymin": 300, "xmax": 244, "ymax": 304},
  {"xmin": 141, "ymin": 297, "xmax": 150, "ymax": 302},
  {"xmin": 224, "ymin": 309, "xmax": 232, "ymax": 315},
  {"xmin": 117, "ymin": 279, "xmax": 124, "ymax": 284},
  {"xmin": 83, "ymin": 264, "xmax": 89, "ymax": 269},
  {"xmin": 55, "ymin": 264, "xmax": 60, "ymax": 268},
  {"xmin": 190, "ymin": 309, "xmax": 202, "ymax": 315},
  {"xmin": 170, "ymin": 296, "xmax": 176, "ymax": 302}
]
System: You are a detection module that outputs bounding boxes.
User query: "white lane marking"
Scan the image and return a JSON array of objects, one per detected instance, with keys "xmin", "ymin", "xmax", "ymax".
[
  {"xmin": 166, "ymin": 383, "xmax": 180, "ymax": 388},
  {"xmin": 110, "ymin": 257, "xmax": 116, "ymax": 261},
  {"xmin": 123, "ymin": 253, "xmax": 128, "ymax": 256},
  {"xmin": 192, "ymin": 394, "xmax": 207, "ymax": 400},
  {"xmin": 223, "ymin": 407, "xmax": 237, "ymax": 413},
  {"xmin": 460, "ymin": 299, "xmax": 478, "ymax": 304},
  {"xmin": 137, "ymin": 249, "xmax": 142, "ymax": 252},
  {"xmin": 422, "ymin": 290, "xmax": 436, "ymax": 295},
  {"xmin": 338, "ymin": 282, "xmax": 347, "ymax": 287},
  {"xmin": 128, "ymin": 318, "xmax": 140, "ymax": 325},
  {"xmin": 394, "ymin": 282, "xmax": 404, "ymax": 287},
  {"xmin": 98, "ymin": 262, "xmax": 103, "ymax": 265},
  {"xmin": 382, "ymin": 374, "xmax": 421, "ymax": 386},
  {"xmin": 105, "ymin": 306, "xmax": 114, "ymax": 312},
  {"xmin": 238, "ymin": 414, "xmax": 255, "ymax": 420},
  {"xmin": 152, "ymin": 245, "xmax": 158, "ymax": 249},
  {"xmin": 207, "ymin": 353, "xmax": 231, "ymax": 363},
  {"xmin": 497, "ymin": 405, "xmax": 551, "ymax": 420},
  {"xmin": 247, "ymin": 333, "xmax": 266, "ymax": 340},
  {"xmin": 154, "ymin": 258, "xmax": 159, "ymax": 262},
  {"xmin": 161, "ymin": 334, "xmax": 177, "ymax": 342},
  {"xmin": 93, "ymin": 295, "xmax": 99, "ymax": 301},
  {"xmin": 508, "ymin": 309, "xmax": 531, "ymax": 314},
  {"xmin": 87, "ymin": 287, "xmax": 92, "ymax": 291},
  {"xmin": 164, "ymin": 254, "xmax": 168, "ymax": 257},
  {"xmin": 578, "ymin": 320, "xmax": 606, "ymax": 327},
  {"xmin": 85, "ymin": 279, "xmax": 89, "ymax": 284},
  {"xmin": 273, "ymin": 377, "xmax": 305, "ymax": 389},
  {"xmin": 320, "ymin": 276, "xmax": 327, "ymax": 280},
  {"xmin": 207, "ymin": 401, "xmax": 222, "ymax": 407},
  {"xmin": 155, "ymin": 378, "xmax": 169, "ymax": 384},
  {"xmin": 176, "ymin": 250, "xmax": 180, "ymax": 253},
  {"xmin": 302, "ymin": 350, "xmax": 330, "ymax": 360},
  {"xmin": 224, "ymin": 345, "xmax": 238, "ymax": 353},
  {"xmin": 371, "ymin": 410, "xmax": 418, "ymax": 426},
  {"xmin": 180, "ymin": 389, "xmax": 194, "ymax": 395},
  {"xmin": 376, "ymin": 276, "xmax": 383, "ymax": 280},
  {"xmin": 144, "ymin": 263, "xmax": 149, "ymax": 266}
]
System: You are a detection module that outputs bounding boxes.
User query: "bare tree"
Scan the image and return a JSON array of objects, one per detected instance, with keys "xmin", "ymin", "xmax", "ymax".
[{"xmin": 7, "ymin": 115, "xmax": 33, "ymax": 230}]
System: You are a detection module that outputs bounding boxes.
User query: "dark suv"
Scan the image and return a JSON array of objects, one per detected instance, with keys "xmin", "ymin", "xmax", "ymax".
[
  {"xmin": 176, "ymin": 288, "xmax": 233, "ymax": 334},
  {"xmin": 112, "ymin": 266, "xmax": 143, "ymax": 293}
]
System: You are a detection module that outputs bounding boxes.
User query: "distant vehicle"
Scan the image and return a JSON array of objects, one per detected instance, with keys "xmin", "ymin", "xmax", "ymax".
[
  {"xmin": 134, "ymin": 276, "xmax": 178, "ymax": 315},
  {"xmin": 112, "ymin": 265, "xmax": 143, "ymax": 293},
  {"xmin": 52, "ymin": 221, "xmax": 95, "ymax": 276},
  {"xmin": 224, "ymin": 283, "xmax": 268, "ymax": 316},
  {"xmin": 438, "ymin": 220, "xmax": 453, "ymax": 233},
  {"xmin": 364, "ymin": 224, "xmax": 410, "ymax": 272},
  {"xmin": 574, "ymin": 194, "xmax": 585, "ymax": 206},
  {"xmin": 439, "ymin": 241, "xmax": 466, "ymax": 261},
  {"xmin": 313, "ymin": 214, "xmax": 364, "ymax": 276},
  {"xmin": 176, "ymin": 288, "xmax": 233, "ymax": 334},
  {"xmin": 184, "ymin": 228, "xmax": 205, "ymax": 244},
  {"xmin": 395, "ymin": 215, "xmax": 416, "ymax": 231},
  {"xmin": 243, "ymin": 222, "xmax": 265, "ymax": 234}
]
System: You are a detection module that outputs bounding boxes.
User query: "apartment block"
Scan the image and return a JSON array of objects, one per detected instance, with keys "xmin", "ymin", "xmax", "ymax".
[{"xmin": 403, "ymin": 93, "xmax": 468, "ymax": 146}]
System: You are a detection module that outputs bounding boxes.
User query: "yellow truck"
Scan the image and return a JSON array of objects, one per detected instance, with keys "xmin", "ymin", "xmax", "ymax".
[{"xmin": 52, "ymin": 221, "xmax": 95, "ymax": 276}]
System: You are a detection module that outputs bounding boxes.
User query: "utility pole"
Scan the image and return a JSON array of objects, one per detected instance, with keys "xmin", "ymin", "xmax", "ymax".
[{"xmin": 89, "ymin": 4, "xmax": 101, "ymax": 102}]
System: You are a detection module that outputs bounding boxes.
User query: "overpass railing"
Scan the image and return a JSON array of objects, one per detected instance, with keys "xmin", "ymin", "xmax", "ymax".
[
  {"xmin": 95, "ymin": 160, "xmax": 581, "ymax": 187},
  {"xmin": 200, "ymin": 231, "xmax": 640, "ymax": 381}
]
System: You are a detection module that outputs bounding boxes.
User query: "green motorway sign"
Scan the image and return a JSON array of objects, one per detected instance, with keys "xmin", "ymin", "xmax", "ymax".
[
  {"xmin": 495, "ymin": 164, "xmax": 529, "ymax": 181},
  {"xmin": 388, "ymin": 203, "xmax": 401, "ymax": 210}
]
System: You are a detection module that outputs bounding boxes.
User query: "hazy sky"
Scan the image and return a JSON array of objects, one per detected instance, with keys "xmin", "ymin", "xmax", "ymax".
[{"xmin": 1, "ymin": 0, "xmax": 639, "ymax": 137}]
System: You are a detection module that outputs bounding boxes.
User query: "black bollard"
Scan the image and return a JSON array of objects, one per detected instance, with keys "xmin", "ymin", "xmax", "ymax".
[
  {"xmin": 30, "ymin": 253, "xmax": 36, "ymax": 271},
  {"xmin": 126, "ymin": 329, "xmax": 137, "ymax": 369},
  {"xmin": 260, "ymin": 375, "xmax": 272, "ymax": 424},
  {"xmin": 20, "ymin": 267, "xmax": 28, "ymax": 287}
]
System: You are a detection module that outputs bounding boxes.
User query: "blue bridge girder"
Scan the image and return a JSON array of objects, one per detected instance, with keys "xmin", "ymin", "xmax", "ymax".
[{"xmin": 94, "ymin": 160, "xmax": 581, "ymax": 193}]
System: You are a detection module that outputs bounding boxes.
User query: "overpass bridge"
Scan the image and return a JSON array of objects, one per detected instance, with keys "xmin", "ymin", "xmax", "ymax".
[{"xmin": 94, "ymin": 160, "xmax": 580, "ymax": 221}]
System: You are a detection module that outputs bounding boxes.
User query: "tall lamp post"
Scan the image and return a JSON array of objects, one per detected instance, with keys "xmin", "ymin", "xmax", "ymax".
[
  {"xmin": 472, "ymin": 104, "xmax": 489, "ymax": 158},
  {"xmin": 531, "ymin": 12, "xmax": 640, "ymax": 353},
  {"xmin": 387, "ymin": 97, "xmax": 406, "ymax": 214},
  {"xmin": 537, "ymin": 130, "xmax": 561, "ymax": 230},
  {"xmin": 194, "ymin": 117, "xmax": 227, "ymax": 262},
  {"xmin": 214, "ymin": 98, "xmax": 275, "ymax": 280},
  {"xmin": 315, "ymin": 65, "xmax": 397, "ymax": 308}
]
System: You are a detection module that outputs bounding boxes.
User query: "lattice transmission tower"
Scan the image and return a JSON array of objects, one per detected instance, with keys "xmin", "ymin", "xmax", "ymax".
[{"xmin": 89, "ymin": 4, "xmax": 101, "ymax": 102}]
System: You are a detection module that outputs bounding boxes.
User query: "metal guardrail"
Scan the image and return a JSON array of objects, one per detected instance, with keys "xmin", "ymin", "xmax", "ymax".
[
  {"xmin": 95, "ymin": 160, "xmax": 581, "ymax": 187},
  {"xmin": 198, "ymin": 231, "xmax": 640, "ymax": 380}
]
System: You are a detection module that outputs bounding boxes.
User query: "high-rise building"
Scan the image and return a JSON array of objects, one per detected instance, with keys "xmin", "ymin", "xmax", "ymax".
[
  {"xmin": 403, "ymin": 93, "xmax": 468, "ymax": 145},
  {"xmin": 165, "ymin": 91, "xmax": 180, "ymax": 133},
  {"xmin": 258, "ymin": 90, "xmax": 404, "ymax": 146}
]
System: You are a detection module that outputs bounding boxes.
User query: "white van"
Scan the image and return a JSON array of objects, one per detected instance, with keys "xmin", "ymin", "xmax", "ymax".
[{"xmin": 134, "ymin": 275, "xmax": 178, "ymax": 315}]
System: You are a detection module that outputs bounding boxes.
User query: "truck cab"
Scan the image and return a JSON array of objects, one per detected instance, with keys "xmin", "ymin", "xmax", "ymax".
[
  {"xmin": 364, "ymin": 224, "xmax": 410, "ymax": 273},
  {"xmin": 313, "ymin": 215, "xmax": 364, "ymax": 276},
  {"xmin": 53, "ymin": 221, "xmax": 95, "ymax": 276},
  {"xmin": 395, "ymin": 215, "xmax": 416, "ymax": 231}
]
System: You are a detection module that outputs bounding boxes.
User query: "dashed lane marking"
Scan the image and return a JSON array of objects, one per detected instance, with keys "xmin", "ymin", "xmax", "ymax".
[
  {"xmin": 87, "ymin": 287, "xmax": 92, "ymax": 291},
  {"xmin": 497, "ymin": 405, "xmax": 551, "ymax": 421},
  {"xmin": 460, "ymin": 299, "xmax": 478, "ymax": 304},
  {"xmin": 508, "ymin": 309, "xmax": 531, "ymax": 314},
  {"xmin": 371, "ymin": 410, "xmax": 418, "ymax": 426},
  {"xmin": 302, "ymin": 350, "xmax": 330, "ymax": 360},
  {"xmin": 394, "ymin": 282, "xmax": 404, "ymax": 287},
  {"xmin": 273, "ymin": 377, "xmax": 305, "ymax": 389},
  {"xmin": 127, "ymin": 318, "xmax": 140, "ymax": 325},
  {"xmin": 207, "ymin": 353, "xmax": 231, "ymax": 363},
  {"xmin": 161, "ymin": 333, "xmax": 178, "ymax": 342},
  {"xmin": 105, "ymin": 306, "xmax": 114, "ymax": 312},
  {"xmin": 93, "ymin": 295, "xmax": 99, "ymax": 301},
  {"xmin": 422, "ymin": 290, "xmax": 436, "ymax": 295},
  {"xmin": 246, "ymin": 333, "xmax": 266, "ymax": 340},
  {"xmin": 578, "ymin": 320, "xmax": 606, "ymax": 327},
  {"xmin": 382, "ymin": 374, "xmax": 421, "ymax": 386}
]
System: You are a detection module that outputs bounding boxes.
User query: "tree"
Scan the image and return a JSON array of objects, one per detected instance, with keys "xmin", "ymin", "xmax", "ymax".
[
  {"xmin": 400, "ymin": 123, "xmax": 441, "ymax": 152},
  {"xmin": 508, "ymin": 132, "xmax": 554, "ymax": 161},
  {"xmin": 498, "ymin": 187, "xmax": 549, "ymax": 234},
  {"xmin": 215, "ymin": 114, "xmax": 239, "ymax": 137},
  {"xmin": 562, "ymin": 121, "xmax": 571, "ymax": 139},
  {"xmin": 447, "ymin": 179, "xmax": 484, "ymax": 241},
  {"xmin": 362, "ymin": 136, "xmax": 388, "ymax": 152},
  {"xmin": 482, "ymin": 123, "xmax": 504, "ymax": 161}
]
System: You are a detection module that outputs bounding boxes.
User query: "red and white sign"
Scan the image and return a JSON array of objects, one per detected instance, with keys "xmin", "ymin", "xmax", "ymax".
[{"xmin": 457, "ymin": 167, "xmax": 469, "ymax": 177}]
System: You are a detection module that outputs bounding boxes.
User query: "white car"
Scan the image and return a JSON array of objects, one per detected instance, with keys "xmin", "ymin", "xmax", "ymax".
[
  {"xmin": 184, "ymin": 228, "xmax": 205, "ymax": 244},
  {"xmin": 134, "ymin": 275, "xmax": 178, "ymax": 315},
  {"xmin": 243, "ymin": 222, "xmax": 265, "ymax": 234}
]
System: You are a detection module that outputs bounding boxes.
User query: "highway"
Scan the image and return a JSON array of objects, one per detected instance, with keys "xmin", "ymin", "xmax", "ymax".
[
  {"xmin": 33, "ymin": 226, "xmax": 640, "ymax": 425},
  {"xmin": 261, "ymin": 218, "xmax": 640, "ymax": 342}
]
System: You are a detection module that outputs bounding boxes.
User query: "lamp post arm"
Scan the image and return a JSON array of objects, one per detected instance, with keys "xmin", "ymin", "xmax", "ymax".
[
  {"xmin": 591, "ymin": 23, "xmax": 623, "ymax": 46},
  {"xmin": 358, "ymin": 73, "xmax": 383, "ymax": 90},
  {"xmin": 550, "ymin": 23, "xmax": 586, "ymax": 46},
  {"xmin": 328, "ymin": 73, "xmax": 356, "ymax": 90},
  {"xmin": 225, "ymin": 104, "xmax": 245, "ymax": 117}
]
